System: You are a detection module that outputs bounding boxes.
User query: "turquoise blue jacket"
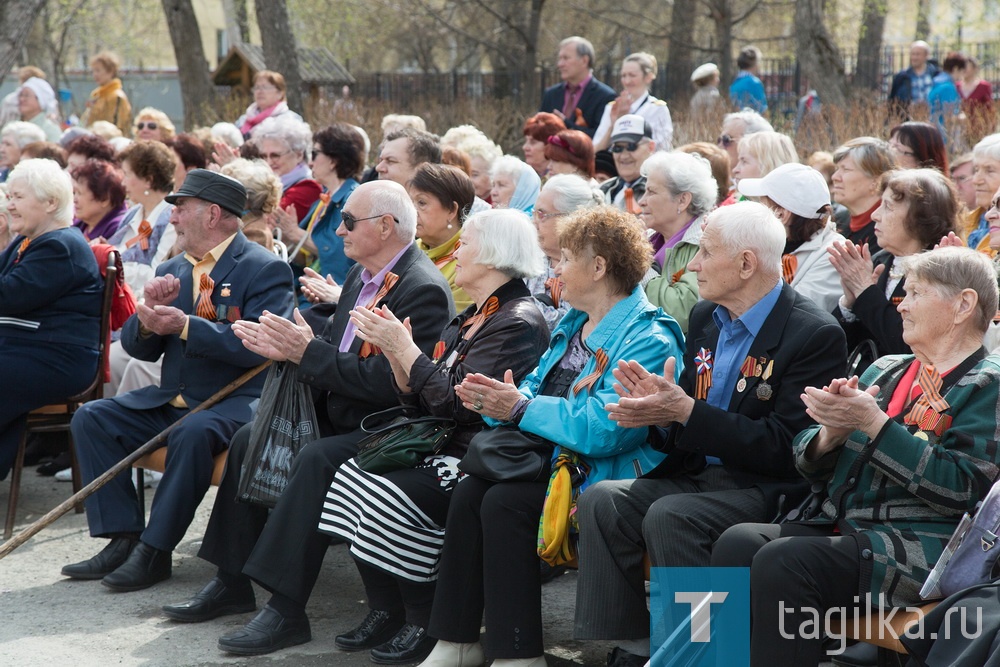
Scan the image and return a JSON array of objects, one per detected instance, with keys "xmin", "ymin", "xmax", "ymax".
[{"xmin": 487, "ymin": 286, "xmax": 684, "ymax": 484}]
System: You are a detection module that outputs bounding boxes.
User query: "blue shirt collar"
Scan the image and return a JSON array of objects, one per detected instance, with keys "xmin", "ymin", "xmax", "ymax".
[{"xmin": 712, "ymin": 280, "xmax": 782, "ymax": 336}]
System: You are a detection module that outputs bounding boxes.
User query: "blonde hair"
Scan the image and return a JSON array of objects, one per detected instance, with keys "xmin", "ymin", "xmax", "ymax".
[
  {"xmin": 623, "ymin": 52, "xmax": 657, "ymax": 79},
  {"xmin": 133, "ymin": 107, "xmax": 175, "ymax": 140},
  {"xmin": 221, "ymin": 158, "xmax": 281, "ymax": 220},
  {"xmin": 739, "ymin": 132, "xmax": 798, "ymax": 176},
  {"xmin": 90, "ymin": 51, "xmax": 121, "ymax": 78}
]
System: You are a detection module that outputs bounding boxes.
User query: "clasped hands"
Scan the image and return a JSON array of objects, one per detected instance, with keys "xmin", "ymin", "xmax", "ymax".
[
  {"xmin": 232, "ymin": 308, "xmax": 314, "ymax": 363},
  {"xmin": 827, "ymin": 241, "xmax": 882, "ymax": 309},
  {"xmin": 605, "ymin": 357, "xmax": 693, "ymax": 428},
  {"xmin": 801, "ymin": 376, "xmax": 888, "ymax": 459},
  {"xmin": 136, "ymin": 274, "xmax": 187, "ymax": 336}
]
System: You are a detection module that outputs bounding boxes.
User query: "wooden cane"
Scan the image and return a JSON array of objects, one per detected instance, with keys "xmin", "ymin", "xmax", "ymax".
[{"xmin": 0, "ymin": 360, "xmax": 272, "ymax": 560}]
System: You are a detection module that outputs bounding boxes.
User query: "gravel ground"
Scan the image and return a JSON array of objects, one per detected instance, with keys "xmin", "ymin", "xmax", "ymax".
[{"xmin": 0, "ymin": 467, "xmax": 617, "ymax": 667}]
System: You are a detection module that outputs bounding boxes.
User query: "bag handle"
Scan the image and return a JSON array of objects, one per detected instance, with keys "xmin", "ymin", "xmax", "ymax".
[{"xmin": 360, "ymin": 406, "xmax": 454, "ymax": 435}]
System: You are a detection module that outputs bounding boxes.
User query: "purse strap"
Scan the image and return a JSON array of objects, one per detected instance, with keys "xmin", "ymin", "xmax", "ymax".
[{"xmin": 360, "ymin": 405, "xmax": 454, "ymax": 435}]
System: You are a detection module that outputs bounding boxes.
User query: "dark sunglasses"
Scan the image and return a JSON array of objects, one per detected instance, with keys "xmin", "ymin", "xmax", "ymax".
[
  {"xmin": 717, "ymin": 134, "xmax": 734, "ymax": 148},
  {"xmin": 611, "ymin": 142, "xmax": 644, "ymax": 153},
  {"xmin": 137, "ymin": 121, "xmax": 158, "ymax": 131},
  {"xmin": 341, "ymin": 210, "xmax": 399, "ymax": 231}
]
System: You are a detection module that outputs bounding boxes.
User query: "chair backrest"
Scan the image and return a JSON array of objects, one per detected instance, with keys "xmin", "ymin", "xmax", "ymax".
[{"xmin": 67, "ymin": 250, "xmax": 119, "ymax": 404}]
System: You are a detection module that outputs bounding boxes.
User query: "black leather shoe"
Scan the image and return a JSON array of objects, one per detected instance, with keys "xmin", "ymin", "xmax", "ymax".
[
  {"xmin": 335, "ymin": 609, "xmax": 405, "ymax": 652},
  {"xmin": 832, "ymin": 642, "xmax": 879, "ymax": 667},
  {"xmin": 61, "ymin": 537, "xmax": 138, "ymax": 580},
  {"xmin": 162, "ymin": 577, "xmax": 256, "ymax": 622},
  {"xmin": 217, "ymin": 605, "xmax": 311, "ymax": 656},
  {"xmin": 370, "ymin": 623, "xmax": 435, "ymax": 665},
  {"xmin": 607, "ymin": 647, "xmax": 649, "ymax": 667},
  {"xmin": 101, "ymin": 542, "xmax": 172, "ymax": 592}
]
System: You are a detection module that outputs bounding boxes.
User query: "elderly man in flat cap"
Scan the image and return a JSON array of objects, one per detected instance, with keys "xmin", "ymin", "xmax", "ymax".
[{"xmin": 62, "ymin": 169, "xmax": 295, "ymax": 591}]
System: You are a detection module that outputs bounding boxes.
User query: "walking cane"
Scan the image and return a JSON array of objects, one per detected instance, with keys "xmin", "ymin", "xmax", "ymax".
[{"xmin": 0, "ymin": 361, "xmax": 271, "ymax": 560}]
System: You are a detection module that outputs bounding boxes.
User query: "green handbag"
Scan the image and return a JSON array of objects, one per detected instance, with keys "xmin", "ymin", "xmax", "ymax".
[{"xmin": 355, "ymin": 406, "xmax": 456, "ymax": 474}]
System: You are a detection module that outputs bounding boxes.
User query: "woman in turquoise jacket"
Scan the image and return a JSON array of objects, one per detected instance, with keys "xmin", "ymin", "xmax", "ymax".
[{"xmin": 418, "ymin": 205, "xmax": 684, "ymax": 667}]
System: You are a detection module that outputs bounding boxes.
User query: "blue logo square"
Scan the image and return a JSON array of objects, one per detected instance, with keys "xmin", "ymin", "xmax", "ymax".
[{"xmin": 650, "ymin": 567, "xmax": 750, "ymax": 667}]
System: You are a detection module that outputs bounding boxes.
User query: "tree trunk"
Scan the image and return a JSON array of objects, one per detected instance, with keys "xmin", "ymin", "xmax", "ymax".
[
  {"xmin": 915, "ymin": 0, "xmax": 931, "ymax": 40},
  {"xmin": 854, "ymin": 0, "xmax": 887, "ymax": 92},
  {"xmin": 233, "ymin": 0, "xmax": 250, "ymax": 43},
  {"xmin": 255, "ymin": 0, "xmax": 303, "ymax": 113},
  {"xmin": 161, "ymin": 0, "xmax": 218, "ymax": 129},
  {"xmin": 707, "ymin": 0, "xmax": 734, "ymax": 93},
  {"xmin": 666, "ymin": 0, "xmax": 698, "ymax": 105},
  {"xmin": 0, "ymin": 0, "xmax": 46, "ymax": 86},
  {"xmin": 794, "ymin": 0, "xmax": 848, "ymax": 107}
]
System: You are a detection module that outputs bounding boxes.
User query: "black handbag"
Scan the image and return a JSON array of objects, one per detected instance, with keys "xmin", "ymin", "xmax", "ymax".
[
  {"xmin": 459, "ymin": 425, "xmax": 554, "ymax": 483},
  {"xmin": 355, "ymin": 406, "xmax": 456, "ymax": 475}
]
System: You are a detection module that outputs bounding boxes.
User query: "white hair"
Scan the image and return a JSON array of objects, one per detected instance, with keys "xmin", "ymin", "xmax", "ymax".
[
  {"xmin": 490, "ymin": 154, "xmax": 532, "ymax": 182},
  {"xmin": 364, "ymin": 180, "xmax": 417, "ymax": 243},
  {"xmin": 641, "ymin": 151, "xmax": 717, "ymax": 217},
  {"xmin": 723, "ymin": 109, "xmax": 774, "ymax": 135},
  {"xmin": 1, "ymin": 121, "xmax": 45, "ymax": 148},
  {"xmin": 251, "ymin": 116, "xmax": 312, "ymax": 161},
  {"xmin": 541, "ymin": 173, "xmax": 602, "ymax": 212},
  {"xmin": 973, "ymin": 134, "xmax": 1000, "ymax": 163},
  {"xmin": 211, "ymin": 122, "xmax": 244, "ymax": 148},
  {"xmin": 463, "ymin": 209, "xmax": 546, "ymax": 279},
  {"xmin": 8, "ymin": 158, "xmax": 74, "ymax": 226},
  {"xmin": 706, "ymin": 200, "xmax": 784, "ymax": 275},
  {"xmin": 381, "ymin": 114, "xmax": 426, "ymax": 134}
]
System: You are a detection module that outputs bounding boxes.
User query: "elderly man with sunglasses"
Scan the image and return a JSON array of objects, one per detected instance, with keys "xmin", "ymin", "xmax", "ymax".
[
  {"xmin": 160, "ymin": 179, "xmax": 455, "ymax": 656},
  {"xmin": 600, "ymin": 115, "xmax": 657, "ymax": 212}
]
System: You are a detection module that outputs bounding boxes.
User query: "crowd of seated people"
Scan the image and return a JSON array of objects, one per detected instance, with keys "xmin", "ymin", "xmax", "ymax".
[{"xmin": 7, "ymin": 36, "xmax": 1000, "ymax": 667}]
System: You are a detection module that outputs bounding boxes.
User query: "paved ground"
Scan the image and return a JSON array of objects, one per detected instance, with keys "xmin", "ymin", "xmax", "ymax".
[{"xmin": 0, "ymin": 467, "xmax": 617, "ymax": 667}]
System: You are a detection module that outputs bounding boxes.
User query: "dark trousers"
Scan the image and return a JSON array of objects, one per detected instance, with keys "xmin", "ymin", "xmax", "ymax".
[
  {"xmin": 72, "ymin": 398, "xmax": 239, "ymax": 552},
  {"xmin": 573, "ymin": 467, "xmax": 768, "ymax": 640},
  {"xmin": 198, "ymin": 423, "xmax": 364, "ymax": 607},
  {"xmin": 711, "ymin": 522, "xmax": 862, "ymax": 666},
  {"xmin": 427, "ymin": 476, "xmax": 546, "ymax": 659}
]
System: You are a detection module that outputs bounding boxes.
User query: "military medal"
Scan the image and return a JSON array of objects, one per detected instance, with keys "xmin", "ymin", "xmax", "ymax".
[
  {"xmin": 737, "ymin": 356, "xmax": 759, "ymax": 393},
  {"xmin": 694, "ymin": 348, "xmax": 713, "ymax": 400},
  {"xmin": 756, "ymin": 359, "xmax": 774, "ymax": 400},
  {"xmin": 736, "ymin": 378, "xmax": 747, "ymax": 393},
  {"xmin": 221, "ymin": 284, "xmax": 232, "ymax": 297}
]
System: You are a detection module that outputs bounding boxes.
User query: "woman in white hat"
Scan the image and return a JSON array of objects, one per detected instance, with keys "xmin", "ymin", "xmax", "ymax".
[
  {"xmin": 18, "ymin": 77, "xmax": 60, "ymax": 142},
  {"xmin": 593, "ymin": 52, "xmax": 672, "ymax": 152},
  {"xmin": 690, "ymin": 63, "xmax": 722, "ymax": 117},
  {"xmin": 738, "ymin": 162, "xmax": 845, "ymax": 312}
]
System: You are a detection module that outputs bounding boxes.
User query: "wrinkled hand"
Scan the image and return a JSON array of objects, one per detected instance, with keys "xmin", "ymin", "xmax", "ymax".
[
  {"xmin": 801, "ymin": 376, "xmax": 887, "ymax": 457},
  {"xmin": 136, "ymin": 303, "xmax": 187, "ymax": 336},
  {"xmin": 299, "ymin": 266, "xmax": 342, "ymax": 304},
  {"xmin": 605, "ymin": 357, "xmax": 694, "ymax": 428},
  {"xmin": 610, "ymin": 91, "xmax": 632, "ymax": 121},
  {"xmin": 232, "ymin": 309, "xmax": 313, "ymax": 363},
  {"xmin": 211, "ymin": 141, "xmax": 240, "ymax": 167},
  {"xmin": 456, "ymin": 370, "xmax": 522, "ymax": 421},
  {"xmin": 934, "ymin": 232, "xmax": 964, "ymax": 250},
  {"xmin": 271, "ymin": 203, "xmax": 303, "ymax": 243},
  {"xmin": 828, "ymin": 241, "xmax": 878, "ymax": 308},
  {"xmin": 350, "ymin": 305, "xmax": 413, "ymax": 358},
  {"xmin": 143, "ymin": 274, "xmax": 181, "ymax": 309}
]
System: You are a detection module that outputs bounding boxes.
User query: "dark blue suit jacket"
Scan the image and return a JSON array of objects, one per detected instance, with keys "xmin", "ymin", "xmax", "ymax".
[
  {"xmin": 117, "ymin": 231, "xmax": 295, "ymax": 422},
  {"xmin": 540, "ymin": 76, "xmax": 617, "ymax": 137}
]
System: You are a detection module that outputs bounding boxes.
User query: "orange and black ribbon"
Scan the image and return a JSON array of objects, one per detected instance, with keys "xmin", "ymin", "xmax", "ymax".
[
  {"xmin": 359, "ymin": 272, "xmax": 400, "ymax": 358},
  {"xmin": 125, "ymin": 220, "xmax": 152, "ymax": 251},
  {"xmin": 670, "ymin": 269, "xmax": 685, "ymax": 285},
  {"xmin": 434, "ymin": 238, "xmax": 461, "ymax": 269},
  {"xmin": 544, "ymin": 277, "xmax": 563, "ymax": 308},
  {"xmin": 432, "ymin": 340, "xmax": 447, "ymax": 361},
  {"xmin": 461, "ymin": 296, "xmax": 500, "ymax": 340},
  {"xmin": 905, "ymin": 364, "xmax": 951, "ymax": 432},
  {"xmin": 195, "ymin": 273, "xmax": 217, "ymax": 321},
  {"xmin": 694, "ymin": 347, "xmax": 713, "ymax": 401},
  {"xmin": 891, "ymin": 296, "xmax": 904, "ymax": 306},
  {"xmin": 623, "ymin": 188, "xmax": 642, "ymax": 215},
  {"xmin": 573, "ymin": 348, "xmax": 608, "ymax": 395},
  {"xmin": 781, "ymin": 254, "xmax": 798, "ymax": 284},
  {"xmin": 14, "ymin": 238, "xmax": 29, "ymax": 263}
]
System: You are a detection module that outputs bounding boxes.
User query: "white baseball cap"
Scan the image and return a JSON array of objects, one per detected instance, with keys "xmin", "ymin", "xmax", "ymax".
[
  {"xmin": 611, "ymin": 114, "xmax": 653, "ymax": 144},
  {"xmin": 737, "ymin": 163, "xmax": 831, "ymax": 219},
  {"xmin": 691, "ymin": 63, "xmax": 720, "ymax": 83}
]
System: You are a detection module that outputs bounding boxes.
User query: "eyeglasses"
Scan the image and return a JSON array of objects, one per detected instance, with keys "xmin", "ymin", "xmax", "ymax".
[
  {"xmin": 533, "ymin": 209, "xmax": 564, "ymax": 221},
  {"xmin": 717, "ymin": 134, "xmax": 735, "ymax": 148},
  {"xmin": 889, "ymin": 140, "xmax": 915, "ymax": 158},
  {"xmin": 611, "ymin": 141, "xmax": 644, "ymax": 153},
  {"xmin": 136, "ymin": 122, "xmax": 158, "ymax": 131},
  {"xmin": 262, "ymin": 150, "xmax": 291, "ymax": 161},
  {"xmin": 252, "ymin": 85, "xmax": 278, "ymax": 93},
  {"xmin": 953, "ymin": 175, "xmax": 972, "ymax": 185},
  {"xmin": 341, "ymin": 210, "xmax": 399, "ymax": 231}
]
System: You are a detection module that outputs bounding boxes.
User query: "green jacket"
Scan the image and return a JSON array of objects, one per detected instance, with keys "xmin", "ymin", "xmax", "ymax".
[
  {"xmin": 644, "ymin": 219, "xmax": 702, "ymax": 334},
  {"xmin": 794, "ymin": 353, "xmax": 1000, "ymax": 607}
]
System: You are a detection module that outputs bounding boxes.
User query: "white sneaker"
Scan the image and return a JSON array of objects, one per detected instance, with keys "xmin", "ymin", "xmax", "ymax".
[
  {"xmin": 54, "ymin": 468, "xmax": 73, "ymax": 482},
  {"xmin": 417, "ymin": 640, "xmax": 486, "ymax": 667},
  {"xmin": 491, "ymin": 658, "xmax": 546, "ymax": 667},
  {"xmin": 132, "ymin": 469, "xmax": 163, "ymax": 490}
]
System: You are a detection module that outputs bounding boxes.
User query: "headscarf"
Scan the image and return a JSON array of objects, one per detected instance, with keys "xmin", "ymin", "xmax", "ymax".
[
  {"xmin": 508, "ymin": 162, "xmax": 541, "ymax": 215},
  {"xmin": 20, "ymin": 77, "xmax": 56, "ymax": 117}
]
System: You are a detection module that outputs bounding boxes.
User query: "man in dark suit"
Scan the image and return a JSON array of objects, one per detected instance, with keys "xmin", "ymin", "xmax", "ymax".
[
  {"xmin": 572, "ymin": 201, "xmax": 847, "ymax": 667},
  {"xmin": 539, "ymin": 36, "xmax": 616, "ymax": 138},
  {"xmin": 62, "ymin": 169, "xmax": 296, "ymax": 591},
  {"xmin": 159, "ymin": 180, "xmax": 455, "ymax": 659}
]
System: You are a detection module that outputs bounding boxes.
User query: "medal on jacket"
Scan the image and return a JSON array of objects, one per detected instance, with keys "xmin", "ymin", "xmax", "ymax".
[
  {"xmin": 694, "ymin": 347, "xmax": 713, "ymax": 400},
  {"xmin": 737, "ymin": 355, "xmax": 760, "ymax": 393},
  {"xmin": 756, "ymin": 359, "xmax": 774, "ymax": 400}
]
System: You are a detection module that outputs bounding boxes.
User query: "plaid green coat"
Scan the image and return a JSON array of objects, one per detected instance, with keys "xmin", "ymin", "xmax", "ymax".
[{"xmin": 794, "ymin": 353, "xmax": 1000, "ymax": 607}]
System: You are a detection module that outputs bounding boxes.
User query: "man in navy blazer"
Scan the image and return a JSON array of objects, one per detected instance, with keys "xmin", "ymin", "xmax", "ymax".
[
  {"xmin": 62, "ymin": 170, "xmax": 295, "ymax": 591},
  {"xmin": 572, "ymin": 202, "xmax": 847, "ymax": 666},
  {"xmin": 539, "ymin": 36, "xmax": 616, "ymax": 138}
]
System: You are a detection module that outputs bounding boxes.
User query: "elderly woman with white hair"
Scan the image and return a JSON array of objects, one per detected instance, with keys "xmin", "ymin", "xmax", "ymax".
[
  {"xmin": 18, "ymin": 77, "xmax": 60, "ymax": 142},
  {"xmin": 0, "ymin": 121, "xmax": 46, "ymax": 182},
  {"xmin": 316, "ymin": 208, "xmax": 551, "ymax": 664},
  {"xmin": 526, "ymin": 173, "xmax": 603, "ymax": 330},
  {"xmin": 639, "ymin": 150, "xmax": 717, "ymax": 333},
  {"xmin": 962, "ymin": 133, "xmax": 1000, "ymax": 255},
  {"xmin": 490, "ymin": 155, "xmax": 541, "ymax": 215},
  {"xmin": 0, "ymin": 158, "xmax": 103, "ymax": 479},
  {"xmin": 251, "ymin": 115, "xmax": 321, "ymax": 221}
]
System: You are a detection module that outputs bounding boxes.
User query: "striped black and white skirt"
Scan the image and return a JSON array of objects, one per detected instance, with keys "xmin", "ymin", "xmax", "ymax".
[{"xmin": 316, "ymin": 454, "xmax": 465, "ymax": 582}]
